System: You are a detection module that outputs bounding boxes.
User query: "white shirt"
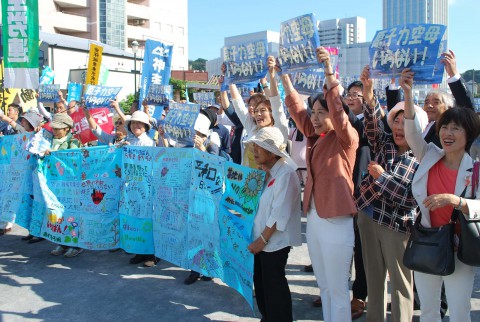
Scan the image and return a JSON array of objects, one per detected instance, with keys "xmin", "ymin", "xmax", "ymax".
[
  {"xmin": 126, "ymin": 132, "xmax": 155, "ymax": 146},
  {"xmin": 253, "ymin": 158, "xmax": 302, "ymax": 252}
]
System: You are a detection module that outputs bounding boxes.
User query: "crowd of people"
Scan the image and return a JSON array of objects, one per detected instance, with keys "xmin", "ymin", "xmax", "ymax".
[{"xmin": 0, "ymin": 46, "xmax": 479, "ymax": 322}]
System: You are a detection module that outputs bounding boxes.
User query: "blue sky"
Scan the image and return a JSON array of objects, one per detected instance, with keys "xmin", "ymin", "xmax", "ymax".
[{"xmin": 188, "ymin": 0, "xmax": 479, "ymax": 73}]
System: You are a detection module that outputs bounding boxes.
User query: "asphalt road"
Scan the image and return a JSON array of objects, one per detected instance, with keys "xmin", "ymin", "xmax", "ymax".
[{"xmin": 1, "ymin": 221, "xmax": 479, "ymax": 322}]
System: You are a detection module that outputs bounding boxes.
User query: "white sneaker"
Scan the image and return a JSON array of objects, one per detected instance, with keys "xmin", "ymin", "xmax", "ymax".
[
  {"xmin": 51, "ymin": 245, "xmax": 67, "ymax": 256},
  {"xmin": 64, "ymin": 248, "xmax": 84, "ymax": 258}
]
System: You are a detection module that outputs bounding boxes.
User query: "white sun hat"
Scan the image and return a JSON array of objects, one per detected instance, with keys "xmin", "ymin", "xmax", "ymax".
[
  {"xmin": 126, "ymin": 111, "xmax": 151, "ymax": 132},
  {"xmin": 246, "ymin": 127, "xmax": 290, "ymax": 159},
  {"xmin": 194, "ymin": 113, "xmax": 211, "ymax": 136},
  {"xmin": 388, "ymin": 101, "xmax": 429, "ymax": 132}
]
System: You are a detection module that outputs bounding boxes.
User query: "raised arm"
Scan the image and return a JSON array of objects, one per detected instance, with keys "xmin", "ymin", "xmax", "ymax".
[
  {"xmin": 267, "ymin": 56, "xmax": 288, "ymax": 141},
  {"xmin": 281, "ymin": 73, "xmax": 316, "ymax": 138},
  {"xmin": 111, "ymin": 99, "xmax": 126, "ymax": 123},
  {"xmin": 400, "ymin": 68, "xmax": 428, "ymax": 161},
  {"xmin": 442, "ymin": 50, "xmax": 475, "ymax": 110},
  {"xmin": 317, "ymin": 47, "xmax": 358, "ymax": 148},
  {"xmin": 360, "ymin": 65, "xmax": 386, "ymax": 150}
]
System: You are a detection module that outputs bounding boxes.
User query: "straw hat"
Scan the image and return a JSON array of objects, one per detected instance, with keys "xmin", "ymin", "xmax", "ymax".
[
  {"xmin": 246, "ymin": 127, "xmax": 290, "ymax": 159},
  {"xmin": 388, "ymin": 101, "xmax": 429, "ymax": 132}
]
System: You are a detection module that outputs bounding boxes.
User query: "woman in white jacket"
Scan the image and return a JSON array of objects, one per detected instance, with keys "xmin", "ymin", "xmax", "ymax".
[
  {"xmin": 229, "ymin": 56, "xmax": 289, "ymax": 168},
  {"xmin": 401, "ymin": 68, "xmax": 480, "ymax": 322}
]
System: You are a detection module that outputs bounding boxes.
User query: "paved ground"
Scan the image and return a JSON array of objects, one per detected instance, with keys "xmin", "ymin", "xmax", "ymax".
[{"xmin": 1, "ymin": 221, "xmax": 479, "ymax": 322}]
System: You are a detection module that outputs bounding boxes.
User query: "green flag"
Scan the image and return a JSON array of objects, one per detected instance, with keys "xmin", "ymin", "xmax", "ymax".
[{"xmin": 2, "ymin": 0, "xmax": 39, "ymax": 89}]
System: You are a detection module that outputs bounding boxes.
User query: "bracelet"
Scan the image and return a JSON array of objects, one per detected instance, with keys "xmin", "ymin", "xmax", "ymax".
[
  {"xmin": 259, "ymin": 233, "xmax": 268, "ymax": 245},
  {"xmin": 325, "ymin": 72, "xmax": 335, "ymax": 76},
  {"xmin": 455, "ymin": 197, "xmax": 463, "ymax": 210}
]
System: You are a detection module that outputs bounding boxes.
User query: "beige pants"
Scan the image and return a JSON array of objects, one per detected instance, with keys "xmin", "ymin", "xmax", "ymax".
[{"xmin": 357, "ymin": 211, "xmax": 413, "ymax": 322}]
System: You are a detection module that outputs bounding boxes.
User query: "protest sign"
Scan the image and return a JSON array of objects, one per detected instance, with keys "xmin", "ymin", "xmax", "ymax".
[
  {"xmin": 290, "ymin": 47, "xmax": 338, "ymax": 96},
  {"xmin": 369, "ymin": 23, "xmax": 447, "ymax": 82},
  {"xmin": 38, "ymin": 84, "xmax": 60, "ymax": 103},
  {"xmin": 86, "ymin": 43, "xmax": 103, "ymax": 85},
  {"xmin": 2, "ymin": 0, "xmax": 39, "ymax": 89},
  {"xmin": 278, "ymin": 13, "xmax": 321, "ymax": 75},
  {"xmin": 67, "ymin": 82, "xmax": 82, "ymax": 103},
  {"xmin": 145, "ymin": 84, "xmax": 172, "ymax": 105},
  {"xmin": 84, "ymin": 85, "xmax": 122, "ymax": 108},
  {"xmin": 139, "ymin": 40, "xmax": 173, "ymax": 104},
  {"xmin": 39, "ymin": 66, "xmax": 55, "ymax": 85},
  {"xmin": 70, "ymin": 107, "xmax": 114, "ymax": 144},
  {"xmin": 164, "ymin": 102, "xmax": 199, "ymax": 147},
  {"xmin": 193, "ymin": 91, "xmax": 216, "ymax": 109},
  {"xmin": 223, "ymin": 39, "xmax": 268, "ymax": 84}
]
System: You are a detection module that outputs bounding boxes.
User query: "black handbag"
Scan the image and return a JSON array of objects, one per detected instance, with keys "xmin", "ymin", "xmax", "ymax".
[
  {"xmin": 403, "ymin": 211, "xmax": 455, "ymax": 276},
  {"xmin": 457, "ymin": 162, "xmax": 480, "ymax": 266}
]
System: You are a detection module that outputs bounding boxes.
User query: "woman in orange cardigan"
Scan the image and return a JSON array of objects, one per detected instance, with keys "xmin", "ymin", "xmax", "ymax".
[{"xmin": 281, "ymin": 47, "xmax": 359, "ymax": 322}]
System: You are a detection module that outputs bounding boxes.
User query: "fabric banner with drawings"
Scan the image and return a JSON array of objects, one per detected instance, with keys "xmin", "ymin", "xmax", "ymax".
[{"xmin": 0, "ymin": 137, "xmax": 265, "ymax": 309}]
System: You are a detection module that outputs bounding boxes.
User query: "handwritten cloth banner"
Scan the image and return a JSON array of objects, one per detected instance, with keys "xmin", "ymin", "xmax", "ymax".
[
  {"xmin": 278, "ymin": 13, "xmax": 321, "ymax": 75},
  {"xmin": 67, "ymin": 82, "xmax": 82, "ymax": 103},
  {"xmin": 84, "ymin": 85, "xmax": 122, "ymax": 108},
  {"xmin": 2, "ymin": 0, "xmax": 39, "ymax": 89},
  {"xmin": 164, "ymin": 102, "xmax": 199, "ymax": 148},
  {"xmin": 0, "ymin": 137, "xmax": 266, "ymax": 309},
  {"xmin": 0, "ymin": 133, "xmax": 35, "ymax": 225},
  {"xmin": 223, "ymin": 39, "xmax": 268, "ymax": 84},
  {"xmin": 193, "ymin": 92, "xmax": 216, "ymax": 109},
  {"xmin": 86, "ymin": 43, "xmax": 104, "ymax": 85},
  {"xmin": 38, "ymin": 84, "xmax": 60, "ymax": 103},
  {"xmin": 369, "ymin": 23, "xmax": 447, "ymax": 82},
  {"xmin": 139, "ymin": 39, "xmax": 174, "ymax": 105},
  {"xmin": 145, "ymin": 84, "xmax": 172, "ymax": 106}
]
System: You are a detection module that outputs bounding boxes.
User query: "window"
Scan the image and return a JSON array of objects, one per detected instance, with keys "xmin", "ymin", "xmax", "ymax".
[{"xmin": 178, "ymin": 26, "xmax": 184, "ymax": 35}]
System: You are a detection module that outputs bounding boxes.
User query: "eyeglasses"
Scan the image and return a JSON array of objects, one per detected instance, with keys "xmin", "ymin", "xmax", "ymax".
[
  {"xmin": 345, "ymin": 93, "xmax": 363, "ymax": 99},
  {"xmin": 254, "ymin": 108, "xmax": 269, "ymax": 114},
  {"xmin": 115, "ymin": 121, "xmax": 124, "ymax": 125}
]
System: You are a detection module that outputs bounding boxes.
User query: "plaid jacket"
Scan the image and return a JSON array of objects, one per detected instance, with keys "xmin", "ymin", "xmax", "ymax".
[{"xmin": 355, "ymin": 102, "xmax": 419, "ymax": 233}]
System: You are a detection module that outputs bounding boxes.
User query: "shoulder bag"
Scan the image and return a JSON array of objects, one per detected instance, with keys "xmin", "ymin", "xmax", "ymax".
[
  {"xmin": 403, "ymin": 209, "xmax": 456, "ymax": 276},
  {"xmin": 457, "ymin": 161, "xmax": 480, "ymax": 266}
]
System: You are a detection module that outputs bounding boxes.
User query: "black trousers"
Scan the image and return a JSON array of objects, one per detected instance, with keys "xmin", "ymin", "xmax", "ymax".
[
  {"xmin": 352, "ymin": 219, "xmax": 368, "ymax": 300},
  {"xmin": 253, "ymin": 246, "xmax": 292, "ymax": 322}
]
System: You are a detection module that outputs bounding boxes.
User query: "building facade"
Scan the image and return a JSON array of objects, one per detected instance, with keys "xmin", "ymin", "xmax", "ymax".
[
  {"xmin": 319, "ymin": 17, "xmax": 366, "ymax": 47},
  {"xmin": 19, "ymin": 0, "xmax": 188, "ymax": 70},
  {"xmin": 383, "ymin": 0, "xmax": 448, "ymax": 28}
]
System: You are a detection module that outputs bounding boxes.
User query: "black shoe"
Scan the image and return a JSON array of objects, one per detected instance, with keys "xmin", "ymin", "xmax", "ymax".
[
  {"xmin": 0, "ymin": 228, "xmax": 11, "ymax": 235},
  {"xmin": 200, "ymin": 276, "xmax": 212, "ymax": 281},
  {"xmin": 129, "ymin": 254, "xmax": 148, "ymax": 264},
  {"xmin": 28, "ymin": 237, "xmax": 45, "ymax": 244},
  {"xmin": 184, "ymin": 272, "xmax": 200, "ymax": 285},
  {"xmin": 304, "ymin": 264, "xmax": 313, "ymax": 272},
  {"xmin": 22, "ymin": 234, "xmax": 34, "ymax": 241}
]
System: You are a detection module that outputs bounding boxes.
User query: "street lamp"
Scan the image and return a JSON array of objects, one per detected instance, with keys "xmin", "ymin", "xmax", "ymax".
[{"xmin": 132, "ymin": 40, "xmax": 139, "ymax": 98}]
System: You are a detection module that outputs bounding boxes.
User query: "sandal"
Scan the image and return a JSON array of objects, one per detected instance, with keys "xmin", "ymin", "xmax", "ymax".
[{"xmin": 351, "ymin": 298, "xmax": 366, "ymax": 320}]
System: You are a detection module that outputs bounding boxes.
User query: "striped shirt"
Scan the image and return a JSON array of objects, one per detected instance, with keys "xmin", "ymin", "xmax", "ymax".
[{"xmin": 355, "ymin": 102, "xmax": 419, "ymax": 233}]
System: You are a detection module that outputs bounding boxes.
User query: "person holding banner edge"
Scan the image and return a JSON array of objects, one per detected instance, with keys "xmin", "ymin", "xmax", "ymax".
[
  {"xmin": 401, "ymin": 67, "xmax": 480, "ymax": 322},
  {"xmin": 246, "ymin": 126, "xmax": 302, "ymax": 322},
  {"xmin": 281, "ymin": 46, "xmax": 359, "ymax": 322}
]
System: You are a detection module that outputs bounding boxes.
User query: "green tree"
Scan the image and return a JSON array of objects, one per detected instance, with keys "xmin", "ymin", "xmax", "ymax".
[
  {"xmin": 119, "ymin": 93, "xmax": 136, "ymax": 114},
  {"xmin": 189, "ymin": 58, "xmax": 207, "ymax": 71},
  {"xmin": 461, "ymin": 69, "xmax": 480, "ymax": 83},
  {"xmin": 169, "ymin": 78, "xmax": 187, "ymax": 100}
]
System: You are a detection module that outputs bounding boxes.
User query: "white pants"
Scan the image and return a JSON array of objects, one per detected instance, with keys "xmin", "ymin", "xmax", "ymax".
[
  {"xmin": 415, "ymin": 256, "xmax": 476, "ymax": 322},
  {"xmin": 307, "ymin": 209, "xmax": 354, "ymax": 322}
]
